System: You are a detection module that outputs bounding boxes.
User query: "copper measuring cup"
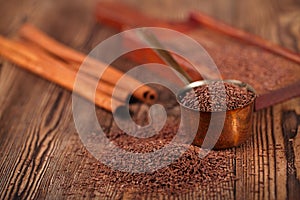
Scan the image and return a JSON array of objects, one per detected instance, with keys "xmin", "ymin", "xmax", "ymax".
[
  {"xmin": 137, "ymin": 30, "xmax": 257, "ymax": 149},
  {"xmin": 176, "ymin": 79, "xmax": 257, "ymax": 149}
]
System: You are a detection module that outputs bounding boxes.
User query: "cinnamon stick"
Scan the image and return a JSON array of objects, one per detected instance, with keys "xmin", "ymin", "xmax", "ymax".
[
  {"xmin": 19, "ymin": 24, "xmax": 158, "ymax": 104},
  {"xmin": 0, "ymin": 35, "xmax": 126, "ymax": 113},
  {"xmin": 16, "ymin": 40, "xmax": 131, "ymax": 102},
  {"xmin": 189, "ymin": 12, "xmax": 300, "ymax": 64}
]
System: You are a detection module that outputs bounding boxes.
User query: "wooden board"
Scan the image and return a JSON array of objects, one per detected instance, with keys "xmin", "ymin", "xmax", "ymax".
[
  {"xmin": 95, "ymin": 1, "xmax": 300, "ymax": 111},
  {"xmin": 0, "ymin": 0, "xmax": 300, "ymax": 199}
]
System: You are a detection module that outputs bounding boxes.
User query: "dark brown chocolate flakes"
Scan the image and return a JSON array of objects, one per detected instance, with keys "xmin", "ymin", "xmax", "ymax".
[
  {"xmin": 180, "ymin": 81, "xmax": 256, "ymax": 112},
  {"xmin": 74, "ymin": 124, "xmax": 236, "ymax": 195}
]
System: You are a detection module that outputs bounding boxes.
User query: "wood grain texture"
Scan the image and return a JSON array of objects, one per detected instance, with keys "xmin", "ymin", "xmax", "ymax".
[{"xmin": 0, "ymin": 0, "xmax": 299, "ymax": 199}]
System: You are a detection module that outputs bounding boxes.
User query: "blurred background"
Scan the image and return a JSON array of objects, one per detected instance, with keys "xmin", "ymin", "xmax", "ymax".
[{"xmin": 1, "ymin": 0, "xmax": 299, "ymax": 51}]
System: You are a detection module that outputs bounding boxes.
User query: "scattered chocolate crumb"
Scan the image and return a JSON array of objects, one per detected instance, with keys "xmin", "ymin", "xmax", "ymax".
[{"xmin": 72, "ymin": 124, "xmax": 236, "ymax": 195}]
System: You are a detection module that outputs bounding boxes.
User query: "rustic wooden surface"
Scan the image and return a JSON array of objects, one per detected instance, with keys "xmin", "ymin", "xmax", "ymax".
[{"xmin": 0, "ymin": 0, "xmax": 300, "ymax": 199}]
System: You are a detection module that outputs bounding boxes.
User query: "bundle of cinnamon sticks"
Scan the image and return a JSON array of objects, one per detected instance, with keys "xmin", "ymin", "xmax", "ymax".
[{"xmin": 0, "ymin": 24, "xmax": 157, "ymax": 113}]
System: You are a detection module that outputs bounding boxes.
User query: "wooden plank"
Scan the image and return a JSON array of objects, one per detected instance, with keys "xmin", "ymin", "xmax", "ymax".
[
  {"xmin": 0, "ymin": 0, "xmax": 299, "ymax": 199},
  {"xmin": 232, "ymin": 0, "xmax": 299, "ymax": 199},
  {"xmin": 233, "ymin": 98, "xmax": 300, "ymax": 200},
  {"xmin": 280, "ymin": 100, "xmax": 300, "ymax": 200},
  {"xmin": 0, "ymin": 0, "xmax": 39, "ymax": 36},
  {"xmin": 0, "ymin": 0, "xmax": 101, "ymax": 199}
]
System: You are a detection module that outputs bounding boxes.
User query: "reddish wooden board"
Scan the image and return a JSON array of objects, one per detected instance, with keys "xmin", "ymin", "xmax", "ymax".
[{"xmin": 95, "ymin": 2, "xmax": 300, "ymax": 111}]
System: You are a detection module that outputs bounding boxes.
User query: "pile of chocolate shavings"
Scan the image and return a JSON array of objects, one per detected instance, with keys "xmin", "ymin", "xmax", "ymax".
[{"xmin": 77, "ymin": 124, "xmax": 236, "ymax": 195}]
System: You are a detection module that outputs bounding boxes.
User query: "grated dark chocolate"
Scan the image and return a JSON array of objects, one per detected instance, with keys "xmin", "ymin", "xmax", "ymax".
[
  {"xmin": 180, "ymin": 81, "xmax": 256, "ymax": 112},
  {"xmin": 72, "ymin": 124, "xmax": 236, "ymax": 196}
]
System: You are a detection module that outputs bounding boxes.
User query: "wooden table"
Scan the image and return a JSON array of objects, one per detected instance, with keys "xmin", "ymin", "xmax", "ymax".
[{"xmin": 0, "ymin": 0, "xmax": 300, "ymax": 199}]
